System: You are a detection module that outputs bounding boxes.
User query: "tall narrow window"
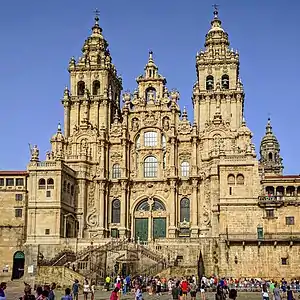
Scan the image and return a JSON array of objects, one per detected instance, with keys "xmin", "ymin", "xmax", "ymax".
[
  {"xmin": 144, "ymin": 156, "xmax": 158, "ymax": 178},
  {"xmin": 180, "ymin": 198, "xmax": 190, "ymax": 222},
  {"xmin": 206, "ymin": 75, "xmax": 214, "ymax": 90},
  {"xmin": 77, "ymin": 81, "xmax": 85, "ymax": 96},
  {"xmin": 38, "ymin": 178, "xmax": 46, "ymax": 189},
  {"xmin": 111, "ymin": 199, "xmax": 121, "ymax": 223},
  {"xmin": 92, "ymin": 80, "xmax": 100, "ymax": 95},
  {"xmin": 136, "ymin": 134, "xmax": 140, "ymax": 149},
  {"xmin": 162, "ymin": 134, "xmax": 166, "ymax": 149},
  {"xmin": 144, "ymin": 131, "xmax": 157, "ymax": 147},
  {"xmin": 181, "ymin": 161, "xmax": 190, "ymax": 177},
  {"xmin": 112, "ymin": 164, "xmax": 121, "ymax": 179}
]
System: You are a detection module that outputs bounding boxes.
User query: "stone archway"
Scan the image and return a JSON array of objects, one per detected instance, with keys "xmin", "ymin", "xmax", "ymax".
[
  {"xmin": 134, "ymin": 197, "xmax": 168, "ymax": 242},
  {"xmin": 12, "ymin": 251, "xmax": 25, "ymax": 280}
]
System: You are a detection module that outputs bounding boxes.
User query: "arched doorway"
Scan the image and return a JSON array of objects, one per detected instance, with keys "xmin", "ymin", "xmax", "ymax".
[
  {"xmin": 134, "ymin": 198, "xmax": 167, "ymax": 242},
  {"xmin": 12, "ymin": 251, "xmax": 25, "ymax": 280}
]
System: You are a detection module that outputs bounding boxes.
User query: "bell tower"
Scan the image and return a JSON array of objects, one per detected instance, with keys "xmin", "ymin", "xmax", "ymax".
[
  {"xmin": 192, "ymin": 7, "xmax": 244, "ymax": 131},
  {"xmin": 259, "ymin": 118, "xmax": 284, "ymax": 175},
  {"xmin": 63, "ymin": 12, "xmax": 122, "ymax": 138}
]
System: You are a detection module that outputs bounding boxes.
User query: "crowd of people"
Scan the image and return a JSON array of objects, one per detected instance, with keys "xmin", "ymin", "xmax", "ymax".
[{"xmin": 0, "ymin": 274, "xmax": 299, "ymax": 300}]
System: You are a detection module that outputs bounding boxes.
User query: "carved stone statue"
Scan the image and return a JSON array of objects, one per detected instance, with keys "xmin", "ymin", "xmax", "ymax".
[{"xmin": 29, "ymin": 144, "xmax": 39, "ymax": 162}]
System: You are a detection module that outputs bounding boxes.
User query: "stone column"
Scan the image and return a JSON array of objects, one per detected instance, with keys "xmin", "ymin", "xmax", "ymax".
[
  {"xmin": 191, "ymin": 179, "xmax": 199, "ymax": 238},
  {"xmin": 169, "ymin": 137, "xmax": 176, "ymax": 176},
  {"xmin": 97, "ymin": 181, "xmax": 105, "ymax": 238},
  {"xmin": 63, "ymin": 103, "xmax": 70, "ymax": 138},
  {"xmin": 119, "ymin": 181, "xmax": 127, "ymax": 237},
  {"xmin": 168, "ymin": 180, "xmax": 177, "ymax": 238},
  {"xmin": 77, "ymin": 177, "xmax": 87, "ymax": 238}
]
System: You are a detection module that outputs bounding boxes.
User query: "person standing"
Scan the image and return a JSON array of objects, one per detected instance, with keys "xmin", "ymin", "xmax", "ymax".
[
  {"xmin": 90, "ymin": 282, "xmax": 95, "ymax": 300},
  {"xmin": 72, "ymin": 280, "xmax": 79, "ymax": 300},
  {"xmin": 0, "ymin": 283, "xmax": 6, "ymax": 300},
  {"xmin": 48, "ymin": 283, "xmax": 56, "ymax": 300},
  {"xmin": 135, "ymin": 284, "xmax": 143, "ymax": 300},
  {"xmin": 228, "ymin": 289, "xmax": 237, "ymax": 300},
  {"xmin": 273, "ymin": 283, "xmax": 281, "ymax": 300},
  {"xmin": 262, "ymin": 283, "xmax": 270, "ymax": 300},
  {"xmin": 61, "ymin": 288, "xmax": 73, "ymax": 300},
  {"xmin": 189, "ymin": 281, "xmax": 197, "ymax": 300},
  {"xmin": 110, "ymin": 288, "xmax": 119, "ymax": 300},
  {"xmin": 286, "ymin": 286, "xmax": 294, "ymax": 300},
  {"xmin": 215, "ymin": 285, "xmax": 226, "ymax": 300},
  {"xmin": 83, "ymin": 279, "xmax": 90, "ymax": 300}
]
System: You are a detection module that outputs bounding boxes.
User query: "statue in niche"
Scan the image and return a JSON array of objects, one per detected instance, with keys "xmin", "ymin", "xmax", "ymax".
[
  {"xmin": 132, "ymin": 118, "xmax": 140, "ymax": 132},
  {"xmin": 163, "ymin": 118, "xmax": 170, "ymax": 131},
  {"xmin": 80, "ymin": 139, "xmax": 88, "ymax": 155},
  {"xmin": 145, "ymin": 87, "xmax": 156, "ymax": 102}
]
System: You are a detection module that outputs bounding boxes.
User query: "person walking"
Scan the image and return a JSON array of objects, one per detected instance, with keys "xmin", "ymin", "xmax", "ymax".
[
  {"xmin": 215, "ymin": 285, "xmax": 226, "ymax": 300},
  {"xmin": 0, "ymin": 283, "xmax": 6, "ymax": 300},
  {"xmin": 262, "ymin": 283, "xmax": 270, "ymax": 300},
  {"xmin": 228, "ymin": 289, "xmax": 237, "ymax": 300},
  {"xmin": 273, "ymin": 283, "xmax": 281, "ymax": 300},
  {"xmin": 110, "ymin": 288, "xmax": 119, "ymax": 300}
]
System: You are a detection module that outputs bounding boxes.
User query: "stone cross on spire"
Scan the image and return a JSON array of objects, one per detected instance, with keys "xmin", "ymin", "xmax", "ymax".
[
  {"xmin": 94, "ymin": 8, "xmax": 100, "ymax": 24},
  {"xmin": 212, "ymin": 4, "xmax": 219, "ymax": 18}
]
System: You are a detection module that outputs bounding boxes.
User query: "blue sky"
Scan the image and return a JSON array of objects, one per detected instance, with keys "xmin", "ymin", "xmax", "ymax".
[{"xmin": 0, "ymin": 0, "xmax": 299, "ymax": 174}]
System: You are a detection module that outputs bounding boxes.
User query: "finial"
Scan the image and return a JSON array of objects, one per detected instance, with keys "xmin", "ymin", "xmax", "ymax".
[
  {"xmin": 149, "ymin": 50, "xmax": 153, "ymax": 59},
  {"xmin": 94, "ymin": 8, "xmax": 100, "ymax": 24},
  {"xmin": 182, "ymin": 106, "xmax": 188, "ymax": 120},
  {"xmin": 57, "ymin": 122, "xmax": 61, "ymax": 132},
  {"xmin": 266, "ymin": 116, "xmax": 272, "ymax": 134},
  {"xmin": 212, "ymin": 4, "xmax": 219, "ymax": 19}
]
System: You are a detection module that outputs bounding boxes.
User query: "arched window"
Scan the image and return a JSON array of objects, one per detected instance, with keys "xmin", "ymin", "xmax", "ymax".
[
  {"xmin": 145, "ymin": 87, "xmax": 156, "ymax": 101},
  {"xmin": 181, "ymin": 161, "xmax": 190, "ymax": 177},
  {"xmin": 268, "ymin": 152, "xmax": 273, "ymax": 160},
  {"xmin": 71, "ymin": 185, "xmax": 74, "ymax": 196},
  {"xmin": 136, "ymin": 134, "xmax": 140, "ymax": 149},
  {"xmin": 77, "ymin": 81, "xmax": 85, "ymax": 96},
  {"xmin": 136, "ymin": 200, "xmax": 150, "ymax": 211},
  {"xmin": 67, "ymin": 183, "xmax": 70, "ymax": 193},
  {"xmin": 206, "ymin": 75, "xmax": 214, "ymax": 90},
  {"xmin": 38, "ymin": 178, "xmax": 46, "ymax": 189},
  {"xmin": 112, "ymin": 164, "xmax": 121, "ymax": 179},
  {"xmin": 144, "ymin": 131, "xmax": 157, "ymax": 147},
  {"xmin": 111, "ymin": 199, "xmax": 121, "ymax": 223},
  {"xmin": 221, "ymin": 74, "xmax": 229, "ymax": 89},
  {"xmin": 227, "ymin": 174, "xmax": 235, "ymax": 185},
  {"xmin": 180, "ymin": 198, "xmax": 190, "ymax": 222},
  {"xmin": 236, "ymin": 174, "xmax": 245, "ymax": 185},
  {"xmin": 47, "ymin": 178, "xmax": 54, "ymax": 189},
  {"xmin": 144, "ymin": 156, "xmax": 158, "ymax": 178},
  {"xmin": 92, "ymin": 80, "xmax": 100, "ymax": 95},
  {"xmin": 152, "ymin": 199, "xmax": 166, "ymax": 211}
]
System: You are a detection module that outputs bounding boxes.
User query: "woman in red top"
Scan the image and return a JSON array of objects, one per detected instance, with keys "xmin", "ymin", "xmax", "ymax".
[
  {"xmin": 180, "ymin": 279, "xmax": 189, "ymax": 300},
  {"xmin": 110, "ymin": 288, "xmax": 119, "ymax": 300}
]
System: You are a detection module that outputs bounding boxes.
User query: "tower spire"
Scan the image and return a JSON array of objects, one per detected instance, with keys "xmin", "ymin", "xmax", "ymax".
[
  {"xmin": 91, "ymin": 8, "xmax": 103, "ymax": 36},
  {"xmin": 259, "ymin": 117, "xmax": 284, "ymax": 175}
]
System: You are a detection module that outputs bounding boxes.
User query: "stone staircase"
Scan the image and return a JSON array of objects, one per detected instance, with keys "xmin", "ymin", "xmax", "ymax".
[{"xmin": 39, "ymin": 239, "xmax": 176, "ymax": 279}]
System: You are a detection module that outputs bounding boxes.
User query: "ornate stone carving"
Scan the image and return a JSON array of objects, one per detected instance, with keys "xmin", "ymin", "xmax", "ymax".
[
  {"xmin": 131, "ymin": 118, "xmax": 140, "ymax": 132},
  {"xmin": 88, "ymin": 182, "xmax": 95, "ymax": 207},
  {"xmin": 111, "ymin": 152, "xmax": 123, "ymax": 162},
  {"xmin": 143, "ymin": 112, "xmax": 157, "ymax": 126},
  {"xmin": 86, "ymin": 208, "xmax": 98, "ymax": 228},
  {"xmin": 202, "ymin": 178, "xmax": 211, "ymax": 226},
  {"xmin": 179, "ymin": 150, "xmax": 191, "ymax": 161}
]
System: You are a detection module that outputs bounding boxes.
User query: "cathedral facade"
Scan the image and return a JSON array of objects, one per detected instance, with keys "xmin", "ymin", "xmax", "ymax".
[{"xmin": 1, "ymin": 9, "xmax": 300, "ymax": 281}]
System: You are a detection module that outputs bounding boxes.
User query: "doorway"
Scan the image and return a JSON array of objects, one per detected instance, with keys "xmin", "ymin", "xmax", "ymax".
[
  {"xmin": 135, "ymin": 218, "xmax": 148, "ymax": 242},
  {"xmin": 12, "ymin": 251, "xmax": 25, "ymax": 280}
]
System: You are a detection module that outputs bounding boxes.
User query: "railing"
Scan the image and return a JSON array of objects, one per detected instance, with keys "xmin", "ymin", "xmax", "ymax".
[{"xmin": 221, "ymin": 232, "xmax": 300, "ymax": 242}]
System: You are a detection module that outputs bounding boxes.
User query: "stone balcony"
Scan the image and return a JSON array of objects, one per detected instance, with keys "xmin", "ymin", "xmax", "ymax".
[
  {"xmin": 257, "ymin": 195, "xmax": 300, "ymax": 208},
  {"xmin": 221, "ymin": 232, "xmax": 300, "ymax": 247}
]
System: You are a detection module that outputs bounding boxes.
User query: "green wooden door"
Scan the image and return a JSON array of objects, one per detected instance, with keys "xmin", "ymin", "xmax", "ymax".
[
  {"xmin": 135, "ymin": 218, "xmax": 148, "ymax": 241},
  {"xmin": 153, "ymin": 218, "xmax": 166, "ymax": 239}
]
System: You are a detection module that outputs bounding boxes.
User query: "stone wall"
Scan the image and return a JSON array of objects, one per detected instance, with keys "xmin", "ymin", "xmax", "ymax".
[
  {"xmin": 36, "ymin": 266, "xmax": 85, "ymax": 287},
  {"xmin": 219, "ymin": 243, "xmax": 300, "ymax": 280}
]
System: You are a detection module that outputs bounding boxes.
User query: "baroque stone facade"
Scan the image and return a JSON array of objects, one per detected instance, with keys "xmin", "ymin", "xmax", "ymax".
[{"xmin": 1, "ymin": 9, "xmax": 300, "ymax": 280}]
